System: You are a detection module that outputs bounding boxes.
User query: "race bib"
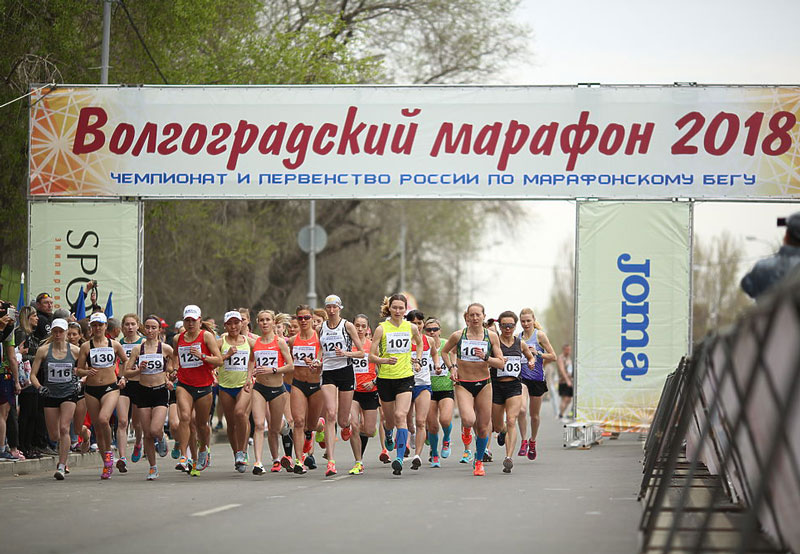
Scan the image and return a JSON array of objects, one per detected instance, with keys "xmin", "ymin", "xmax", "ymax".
[
  {"xmin": 224, "ymin": 348, "xmax": 249, "ymax": 372},
  {"xmin": 437, "ymin": 359, "xmax": 449, "ymax": 377},
  {"xmin": 385, "ymin": 332, "xmax": 411, "ymax": 354},
  {"xmin": 48, "ymin": 362, "xmax": 73, "ymax": 383},
  {"xmin": 178, "ymin": 345, "xmax": 203, "ymax": 368},
  {"xmin": 255, "ymin": 350, "xmax": 278, "ymax": 369},
  {"xmin": 139, "ymin": 353, "xmax": 164, "ymax": 375},
  {"xmin": 292, "ymin": 345, "xmax": 315, "ymax": 367},
  {"xmin": 459, "ymin": 340, "xmax": 487, "ymax": 362},
  {"xmin": 89, "ymin": 347, "xmax": 115, "ymax": 368},
  {"xmin": 498, "ymin": 355, "xmax": 522, "ymax": 378},
  {"xmin": 121, "ymin": 342, "xmax": 139, "ymax": 357},
  {"xmin": 320, "ymin": 335, "xmax": 345, "ymax": 359},
  {"xmin": 352, "ymin": 355, "xmax": 369, "ymax": 374}
]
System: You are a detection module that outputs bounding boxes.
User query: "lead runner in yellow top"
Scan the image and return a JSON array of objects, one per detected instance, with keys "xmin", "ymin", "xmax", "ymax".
[{"xmin": 368, "ymin": 293, "xmax": 422, "ymax": 476}]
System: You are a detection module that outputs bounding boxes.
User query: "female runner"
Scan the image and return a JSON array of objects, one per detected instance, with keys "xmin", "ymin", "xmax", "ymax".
[
  {"xmin": 171, "ymin": 305, "xmax": 223, "ymax": 477},
  {"xmin": 424, "ymin": 318, "xmax": 454, "ymax": 467},
  {"xmin": 287, "ymin": 305, "xmax": 323, "ymax": 474},
  {"xmin": 347, "ymin": 314, "xmax": 378, "ymax": 475},
  {"xmin": 319, "ymin": 294, "xmax": 363, "ymax": 477},
  {"xmin": 248, "ymin": 310, "xmax": 293, "ymax": 475},
  {"xmin": 493, "ymin": 311, "xmax": 539, "ymax": 473},
  {"xmin": 406, "ymin": 310, "xmax": 439, "ymax": 470},
  {"xmin": 216, "ymin": 311, "xmax": 254, "ymax": 473},
  {"xmin": 517, "ymin": 308, "xmax": 557, "ymax": 460},
  {"xmin": 76, "ymin": 313, "xmax": 127, "ymax": 479},
  {"xmin": 369, "ymin": 294, "xmax": 422, "ymax": 476},
  {"xmin": 118, "ymin": 314, "xmax": 145, "ymax": 468},
  {"xmin": 66, "ymin": 322, "xmax": 90, "ymax": 453},
  {"xmin": 123, "ymin": 315, "xmax": 174, "ymax": 480},
  {"xmin": 440, "ymin": 303, "xmax": 504, "ymax": 476},
  {"xmin": 29, "ymin": 319, "xmax": 79, "ymax": 480}
]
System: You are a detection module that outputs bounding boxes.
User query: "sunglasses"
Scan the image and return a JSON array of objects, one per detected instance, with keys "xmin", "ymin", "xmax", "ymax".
[
  {"xmin": 297, "ymin": 315, "xmax": 312, "ymax": 321},
  {"xmin": 425, "ymin": 327, "xmax": 440, "ymax": 333},
  {"xmin": 500, "ymin": 323, "xmax": 516, "ymax": 329}
]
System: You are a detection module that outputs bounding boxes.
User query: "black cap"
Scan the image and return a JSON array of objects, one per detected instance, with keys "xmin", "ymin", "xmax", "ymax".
[{"xmin": 778, "ymin": 212, "xmax": 800, "ymax": 243}]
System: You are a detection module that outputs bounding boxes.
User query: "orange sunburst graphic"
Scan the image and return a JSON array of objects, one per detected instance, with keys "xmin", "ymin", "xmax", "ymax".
[
  {"xmin": 29, "ymin": 88, "xmax": 120, "ymax": 196},
  {"xmin": 741, "ymin": 87, "xmax": 800, "ymax": 197}
]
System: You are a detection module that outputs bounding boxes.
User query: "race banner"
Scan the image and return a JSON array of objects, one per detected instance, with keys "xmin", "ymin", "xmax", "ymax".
[
  {"xmin": 29, "ymin": 202, "xmax": 140, "ymax": 318},
  {"xmin": 29, "ymin": 85, "xmax": 800, "ymax": 199},
  {"xmin": 575, "ymin": 201, "xmax": 691, "ymax": 432}
]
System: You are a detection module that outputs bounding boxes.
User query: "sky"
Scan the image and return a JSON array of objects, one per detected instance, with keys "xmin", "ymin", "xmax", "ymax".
[{"xmin": 465, "ymin": 0, "xmax": 800, "ymax": 328}]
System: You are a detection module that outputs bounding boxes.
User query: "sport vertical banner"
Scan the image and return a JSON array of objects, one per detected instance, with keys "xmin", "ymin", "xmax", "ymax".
[
  {"xmin": 575, "ymin": 201, "xmax": 691, "ymax": 432},
  {"xmin": 29, "ymin": 202, "xmax": 140, "ymax": 318}
]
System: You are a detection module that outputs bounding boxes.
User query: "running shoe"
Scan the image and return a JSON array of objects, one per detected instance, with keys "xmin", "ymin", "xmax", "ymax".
[
  {"xmin": 197, "ymin": 448, "xmax": 210, "ymax": 471},
  {"xmin": 252, "ymin": 463, "xmax": 265, "ymax": 475},
  {"xmin": 271, "ymin": 460, "xmax": 282, "ymax": 473},
  {"xmin": 315, "ymin": 419, "xmax": 326, "ymax": 448},
  {"xmin": 473, "ymin": 460, "xmax": 485, "ymax": 476},
  {"xmin": 184, "ymin": 458, "xmax": 193, "ymax": 474},
  {"xmin": 325, "ymin": 460, "xmax": 337, "ymax": 477},
  {"xmin": 235, "ymin": 451, "xmax": 247, "ymax": 473},
  {"xmin": 54, "ymin": 464, "xmax": 66, "ymax": 480},
  {"xmin": 379, "ymin": 449, "xmax": 390, "ymax": 463},
  {"xmin": 65, "ymin": 465, "xmax": 70, "ymax": 474},
  {"xmin": 431, "ymin": 456, "xmax": 441, "ymax": 468},
  {"xmin": 102, "ymin": 452, "xmax": 113, "ymax": 480},
  {"xmin": 175, "ymin": 456, "xmax": 189, "ymax": 472},
  {"xmin": 189, "ymin": 463, "xmax": 200, "ymax": 477},
  {"xmin": 517, "ymin": 439, "xmax": 529, "ymax": 457},
  {"xmin": 280, "ymin": 455, "xmax": 293, "ymax": 472},
  {"xmin": 303, "ymin": 437, "xmax": 313, "ymax": 454},
  {"xmin": 502, "ymin": 457, "xmax": 513, "ymax": 474},
  {"xmin": 131, "ymin": 442, "xmax": 142, "ymax": 463},
  {"xmin": 404, "ymin": 447, "xmax": 410, "ymax": 458},
  {"xmin": 411, "ymin": 455, "xmax": 421, "ymax": 470},
  {"xmin": 171, "ymin": 441, "xmax": 180, "ymax": 459},
  {"xmin": 341, "ymin": 425, "xmax": 352, "ymax": 441},
  {"xmin": 304, "ymin": 454, "xmax": 317, "ymax": 470},
  {"xmin": 391, "ymin": 458, "xmax": 403, "ymax": 475},
  {"xmin": 497, "ymin": 430, "xmax": 506, "ymax": 446},
  {"xmin": 147, "ymin": 467, "xmax": 160, "ymax": 480},
  {"xmin": 384, "ymin": 431, "xmax": 394, "ymax": 451},
  {"xmin": 441, "ymin": 441, "xmax": 451, "ymax": 458},
  {"xmin": 459, "ymin": 449, "xmax": 472, "ymax": 464},
  {"xmin": 483, "ymin": 449, "xmax": 493, "ymax": 463},
  {"xmin": 156, "ymin": 437, "xmax": 168, "ymax": 458},
  {"xmin": 461, "ymin": 428, "xmax": 472, "ymax": 447},
  {"xmin": 527, "ymin": 440, "xmax": 537, "ymax": 461},
  {"xmin": 116, "ymin": 457, "xmax": 128, "ymax": 473},
  {"xmin": 248, "ymin": 437, "xmax": 254, "ymax": 446},
  {"xmin": 348, "ymin": 461, "xmax": 364, "ymax": 475},
  {"xmin": 293, "ymin": 461, "xmax": 307, "ymax": 475},
  {"xmin": 0, "ymin": 450, "xmax": 15, "ymax": 461},
  {"xmin": 101, "ymin": 465, "xmax": 112, "ymax": 480}
]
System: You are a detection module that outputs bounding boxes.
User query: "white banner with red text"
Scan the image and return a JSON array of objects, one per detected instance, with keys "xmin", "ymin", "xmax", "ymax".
[
  {"xmin": 29, "ymin": 85, "xmax": 800, "ymax": 199},
  {"xmin": 575, "ymin": 201, "xmax": 691, "ymax": 432}
]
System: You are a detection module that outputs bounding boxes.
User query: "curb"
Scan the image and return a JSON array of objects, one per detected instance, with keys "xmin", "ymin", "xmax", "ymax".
[{"xmin": 0, "ymin": 451, "xmax": 103, "ymax": 477}]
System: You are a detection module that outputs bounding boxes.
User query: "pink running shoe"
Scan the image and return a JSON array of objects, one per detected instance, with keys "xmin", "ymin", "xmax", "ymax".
[
  {"xmin": 527, "ymin": 440, "xmax": 537, "ymax": 460},
  {"xmin": 518, "ymin": 439, "xmax": 529, "ymax": 457}
]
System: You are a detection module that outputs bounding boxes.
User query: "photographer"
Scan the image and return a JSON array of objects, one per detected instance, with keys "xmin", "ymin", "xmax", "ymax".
[
  {"xmin": 0, "ymin": 303, "xmax": 21, "ymax": 460},
  {"xmin": 741, "ymin": 212, "xmax": 800, "ymax": 299},
  {"xmin": 34, "ymin": 292, "xmax": 54, "ymax": 342}
]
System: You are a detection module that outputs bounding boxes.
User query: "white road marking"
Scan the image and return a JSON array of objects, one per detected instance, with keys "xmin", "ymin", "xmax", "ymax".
[
  {"xmin": 331, "ymin": 474, "xmax": 352, "ymax": 481},
  {"xmin": 191, "ymin": 503, "xmax": 241, "ymax": 517},
  {"xmin": 585, "ymin": 511, "xmax": 602, "ymax": 515},
  {"xmin": 544, "ymin": 488, "xmax": 571, "ymax": 491}
]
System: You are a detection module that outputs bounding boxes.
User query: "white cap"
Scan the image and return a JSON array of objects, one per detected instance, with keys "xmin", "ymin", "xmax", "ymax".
[
  {"xmin": 90, "ymin": 312, "xmax": 107, "ymax": 324},
  {"xmin": 51, "ymin": 318, "xmax": 68, "ymax": 331},
  {"xmin": 183, "ymin": 305, "xmax": 201, "ymax": 320},
  {"xmin": 324, "ymin": 294, "xmax": 343, "ymax": 308},
  {"xmin": 174, "ymin": 321, "xmax": 184, "ymax": 330},
  {"xmin": 224, "ymin": 310, "xmax": 243, "ymax": 323}
]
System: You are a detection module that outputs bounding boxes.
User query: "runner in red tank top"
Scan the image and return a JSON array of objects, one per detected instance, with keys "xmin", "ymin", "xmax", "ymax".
[
  {"xmin": 347, "ymin": 314, "xmax": 378, "ymax": 475},
  {"xmin": 171, "ymin": 305, "xmax": 222, "ymax": 477}
]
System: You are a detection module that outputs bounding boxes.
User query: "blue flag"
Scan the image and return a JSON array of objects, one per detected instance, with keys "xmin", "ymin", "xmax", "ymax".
[
  {"xmin": 17, "ymin": 273, "xmax": 24, "ymax": 310},
  {"xmin": 75, "ymin": 287, "xmax": 86, "ymax": 320},
  {"xmin": 104, "ymin": 292, "xmax": 113, "ymax": 318}
]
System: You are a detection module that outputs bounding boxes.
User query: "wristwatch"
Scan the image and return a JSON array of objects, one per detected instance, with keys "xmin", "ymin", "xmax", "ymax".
[
  {"xmin": 272, "ymin": 367, "xmax": 277, "ymax": 374},
  {"xmin": 483, "ymin": 352, "xmax": 490, "ymax": 362}
]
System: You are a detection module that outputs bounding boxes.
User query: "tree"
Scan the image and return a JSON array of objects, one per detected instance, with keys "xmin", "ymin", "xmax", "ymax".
[
  {"xmin": 691, "ymin": 232, "xmax": 751, "ymax": 343},
  {"xmin": 541, "ymin": 239, "xmax": 574, "ymax": 350}
]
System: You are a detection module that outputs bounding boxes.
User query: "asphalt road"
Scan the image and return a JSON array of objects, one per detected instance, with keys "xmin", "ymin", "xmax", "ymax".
[{"xmin": 0, "ymin": 415, "xmax": 643, "ymax": 554}]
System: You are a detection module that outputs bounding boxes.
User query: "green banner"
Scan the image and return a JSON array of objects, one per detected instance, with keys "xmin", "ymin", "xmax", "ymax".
[
  {"xmin": 29, "ymin": 202, "xmax": 139, "ymax": 318},
  {"xmin": 576, "ymin": 201, "xmax": 691, "ymax": 431}
]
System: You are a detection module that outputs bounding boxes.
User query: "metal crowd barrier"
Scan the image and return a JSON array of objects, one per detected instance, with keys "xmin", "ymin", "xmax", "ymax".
[{"xmin": 638, "ymin": 271, "xmax": 800, "ymax": 553}]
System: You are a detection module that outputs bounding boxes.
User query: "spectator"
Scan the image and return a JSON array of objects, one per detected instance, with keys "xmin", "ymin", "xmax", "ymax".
[
  {"xmin": 106, "ymin": 318, "xmax": 121, "ymax": 340},
  {"xmin": 85, "ymin": 281, "xmax": 102, "ymax": 314},
  {"xmin": 557, "ymin": 344, "xmax": 574, "ymax": 420},
  {"xmin": 34, "ymin": 292, "xmax": 54, "ymax": 341},
  {"xmin": 741, "ymin": 211, "xmax": 800, "ymax": 299},
  {"xmin": 14, "ymin": 306, "xmax": 47, "ymax": 459},
  {"xmin": 0, "ymin": 307, "xmax": 21, "ymax": 460}
]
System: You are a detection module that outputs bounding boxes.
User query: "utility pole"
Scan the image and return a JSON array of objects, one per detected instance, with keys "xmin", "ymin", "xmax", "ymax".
[
  {"xmin": 101, "ymin": 0, "xmax": 112, "ymax": 84},
  {"xmin": 307, "ymin": 200, "xmax": 317, "ymax": 308}
]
